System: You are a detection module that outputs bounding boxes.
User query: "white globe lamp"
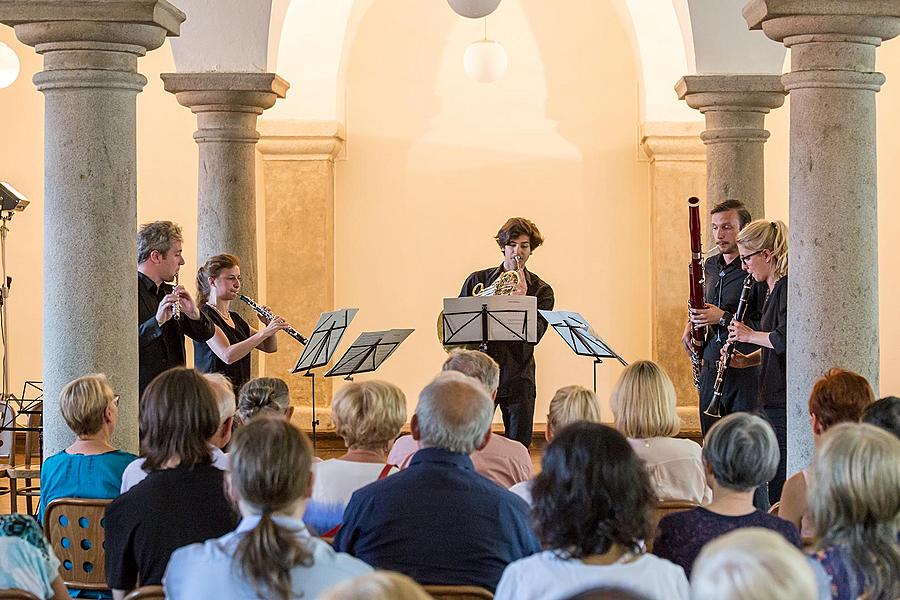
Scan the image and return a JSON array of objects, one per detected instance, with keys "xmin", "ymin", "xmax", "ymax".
[
  {"xmin": 0, "ymin": 42, "xmax": 20, "ymax": 89},
  {"xmin": 464, "ymin": 39, "xmax": 508, "ymax": 83}
]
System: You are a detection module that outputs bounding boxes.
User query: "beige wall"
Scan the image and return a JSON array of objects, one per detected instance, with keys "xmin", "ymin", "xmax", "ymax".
[{"xmin": 333, "ymin": 0, "xmax": 651, "ymax": 422}]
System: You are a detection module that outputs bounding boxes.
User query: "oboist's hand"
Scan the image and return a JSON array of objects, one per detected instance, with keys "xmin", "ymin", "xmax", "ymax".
[
  {"xmin": 689, "ymin": 303, "xmax": 725, "ymax": 328},
  {"xmin": 173, "ymin": 285, "xmax": 201, "ymax": 320},
  {"xmin": 261, "ymin": 315, "xmax": 290, "ymax": 338},
  {"xmin": 512, "ymin": 256, "xmax": 527, "ymax": 296}
]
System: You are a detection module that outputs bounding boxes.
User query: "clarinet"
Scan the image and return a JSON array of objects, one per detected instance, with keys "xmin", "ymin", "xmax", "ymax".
[
  {"xmin": 236, "ymin": 294, "xmax": 308, "ymax": 345},
  {"xmin": 707, "ymin": 274, "xmax": 753, "ymax": 417},
  {"xmin": 688, "ymin": 197, "xmax": 706, "ymax": 390}
]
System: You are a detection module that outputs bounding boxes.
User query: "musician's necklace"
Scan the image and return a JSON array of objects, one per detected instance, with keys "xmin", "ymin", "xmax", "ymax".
[{"xmin": 208, "ymin": 301, "xmax": 232, "ymax": 321}]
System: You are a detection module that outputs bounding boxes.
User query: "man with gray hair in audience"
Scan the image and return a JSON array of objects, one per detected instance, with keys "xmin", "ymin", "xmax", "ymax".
[
  {"xmin": 388, "ymin": 349, "xmax": 533, "ymax": 487},
  {"xmin": 335, "ymin": 371, "xmax": 540, "ymax": 592}
]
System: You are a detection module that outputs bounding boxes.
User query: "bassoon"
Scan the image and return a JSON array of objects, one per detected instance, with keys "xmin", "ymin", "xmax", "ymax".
[
  {"xmin": 688, "ymin": 197, "xmax": 706, "ymax": 390},
  {"xmin": 707, "ymin": 274, "xmax": 753, "ymax": 417}
]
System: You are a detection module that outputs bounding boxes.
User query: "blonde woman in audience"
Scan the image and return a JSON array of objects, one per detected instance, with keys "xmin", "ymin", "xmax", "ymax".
[
  {"xmin": 509, "ymin": 384, "xmax": 601, "ymax": 504},
  {"xmin": 610, "ymin": 360, "xmax": 711, "ymax": 504},
  {"xmin": 37, "ymin": 374, "xmax": 136, "ymax": 524},
  {"xmin": 495, "ymin": 422, "xmax": 690, "ymax": 600},
  {"xmin": 236, "ymin": 376, "xmax": 294, "ymax": 425},
  {"xmin": 303, "ymin": 380, "xmax": 406, "ymax": 536},
  {"xmin": 807, "ymin": 423, "xmax": 900, "ymax": 600},
  {"xmin": 164, "ymin": 417, "xmax": 371, "ymax": 599},
  {"xmin": 321, "ymin": 571, "xmax": 432, "ymax": 600},
  {"xmin": 691, "ymin": 528, "xmax": 817, "ymax": 600},
  {"xmin": 779, "ymin": 368, "xmax": 874, "ymax": 538},
  {"xmin": 652, "ymin": 413, "xmax": 801, "ymax": 578}
]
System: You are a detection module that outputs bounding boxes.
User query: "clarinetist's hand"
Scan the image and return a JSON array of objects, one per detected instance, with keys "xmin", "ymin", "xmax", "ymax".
[
  {"xmin": 727, "ymin": 320, "xmax": 754, "ymax": 344},
  {"xmin": 689, "ymin": 303, "xmax": 724, "ymax": 328},
  {"xmin": 512, "ymin": 256, "xmax": 527, "ymax": 296},
  {"xmin": 173, "ymin": 285, "xmax": 201, "ymax": 320},
  {"xmin": 726, "ymin": 350, "xmax": 753, "ymax": 369}
]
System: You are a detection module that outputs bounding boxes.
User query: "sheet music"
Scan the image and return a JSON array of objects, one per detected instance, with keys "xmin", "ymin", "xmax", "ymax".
[
  {"xmin": 539, "ymin": 310, "xmax": 620, "ymax": 360},
  {"xmin": 325, "ymin": 328, "xmax": 414, "ymax": 377},
  {"xmin": 442, "ymin": 296, "xmax": 537, "ymax": 344},
  {"xmin": 292, "ymin": 308, "xmax": 359, "ymax": 373}
]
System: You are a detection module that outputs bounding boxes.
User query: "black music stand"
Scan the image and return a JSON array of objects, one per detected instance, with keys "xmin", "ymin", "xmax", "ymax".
[
  {"xmin": 442, "ymin": 296, "xmax": 537, "ymax": 351},
  {"xmin": 291, "ymin": 309, "xmax": 358, "ymax": 446},
  {"xmin": 540, "ymin": 310, "xmax": 627, "ymax": 393},
  {"xmin": 325, "ymin": 329, "xmax": 414, "ymax": 380}
]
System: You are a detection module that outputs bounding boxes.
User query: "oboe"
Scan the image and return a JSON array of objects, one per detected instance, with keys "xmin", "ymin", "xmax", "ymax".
[
  {"xmin": 688, "ymin": 197, "xmax": 706, "ymax": 390},
  {"xmin": 237, "ymin": 294, "xmax": 308, "ymax": 345},
  {"xmin": 706, "ymin": 274, "xmax": 753, "ymax": 418},
  {"xmin": 172, "ymin": 272, "xmax": 181, "ymax": 321}
]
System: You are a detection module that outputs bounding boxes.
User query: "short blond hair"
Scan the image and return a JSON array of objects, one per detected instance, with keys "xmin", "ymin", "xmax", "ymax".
[
  {"xmin": 59, "ymin": 374, "xmax": 114, "ymax": 437},
  {"xmin": 610, "ymin": 360, "xmax": 680, "ymax": 439},
  {"xmin": 737, "ymin": 219, "xmax": 788, "ymax": 279},
  {"xmin": 332, "ymin": 381, "xmax": 406, "ymax": 449},
  {"xmin": 321, "ymin": 571, "xmax": 432, "ymax": 600},
  {"xmin": 548, "ymin": 385, "xmax": 601, "ymax": 434}
]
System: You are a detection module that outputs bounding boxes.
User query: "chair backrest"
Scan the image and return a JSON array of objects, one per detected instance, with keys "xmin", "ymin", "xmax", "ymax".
[
  {"xmin": 43, "ymin": 498, "xmax": 112, "ymax": 590},
  {"xmin": 123, "ymin": 585, "xmax": 165, "ymax": 600},
  {"xmin": 0, "ymin": 591, "xmax": 41, "ymax": 600},
  {"xmin": 0, "ymin": 401, "xmax": 15, "ymax": 464},
  {"xmin": 768, "ymin": 501, "xmax": 781, "ymax": 516},
  {"xmin": 647, "ymin": 500, "xmax": 699, "ymax": 552},
  {"xmin": 422, "ymin": 585, "xmax": 494, "ymax": 599}
]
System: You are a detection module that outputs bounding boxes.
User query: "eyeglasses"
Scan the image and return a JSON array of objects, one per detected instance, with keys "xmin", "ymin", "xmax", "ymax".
[
  {"xmin": 112, "ymin": 395, "xmax": 120, "ymax": 407},
  {"xmin": 740, "ymin": 250, "xmax": 763, "ymax": 264}
]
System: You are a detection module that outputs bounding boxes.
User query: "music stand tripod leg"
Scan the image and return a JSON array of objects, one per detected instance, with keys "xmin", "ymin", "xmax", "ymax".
[{"xmin": 304, "ymin": 371, "xmax": 318, "ymax": 449}]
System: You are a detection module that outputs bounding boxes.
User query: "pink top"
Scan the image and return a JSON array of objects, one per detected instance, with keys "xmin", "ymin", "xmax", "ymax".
[
  {"xmin": 388, "ymin": 433, "xmax": 533, "ymax": 488},
  {"xmin": 627, "ymin": 437, "xmax": 712, "ymax": 504}
]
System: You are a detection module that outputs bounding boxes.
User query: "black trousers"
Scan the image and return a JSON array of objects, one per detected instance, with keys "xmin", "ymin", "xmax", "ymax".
[
  {"xmin": 699, "ymin": 361, "xmax": 760, "ymax": 436},
  {"xmin": 763, "ymin": 405, "xmax": 787, "ymax": 505},
  {"xmin": 495, "ymin": 393, "xmax": 535, "ymax": 448}
]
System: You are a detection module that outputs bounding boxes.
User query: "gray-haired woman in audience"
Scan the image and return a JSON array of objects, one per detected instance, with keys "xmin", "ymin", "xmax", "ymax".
[{"xmin": 652, "ymin": 412, "xmax": 801, "ymax": 578}]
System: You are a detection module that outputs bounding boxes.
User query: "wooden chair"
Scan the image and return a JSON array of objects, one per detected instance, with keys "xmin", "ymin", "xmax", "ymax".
[
  {"xmin": 124, "ymin": 586, "xmax": 165, "ymax": 600},
  {"xmin": 422, "ymin": 585, "xmax": 493, "ymax": 599},
  {"xmin": 43, "ymin": 498, "xmax": 111, "ymax": 591},
  {"xmin": 3, "ymin": 402, "xmax": 43, "ymax": 516},
  {"xmin": 0, "ymin": 591, "xmax": 41, "ymax": 600},
  {"xmin": 647, "ymin": 500, "xmax": 699, "ymax": 552}
]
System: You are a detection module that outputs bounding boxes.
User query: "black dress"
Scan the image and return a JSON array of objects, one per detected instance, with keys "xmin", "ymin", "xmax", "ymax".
[
  {"xmin": 193, "ymin": 304, "xmax": 253, "ymax": 391},
  {"xmin": 757, "ymin": 275, "xmax": 788, "ymax": 504}
]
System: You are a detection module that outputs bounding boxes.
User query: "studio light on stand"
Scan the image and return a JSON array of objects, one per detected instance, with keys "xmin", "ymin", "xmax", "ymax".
[
  {"xmin": 0, "ymin": 181, "xmax": 29, "ymax": 403},
  {"xmin": 464, "ymin": 19, "xmax": 508, "ymax": 83}
]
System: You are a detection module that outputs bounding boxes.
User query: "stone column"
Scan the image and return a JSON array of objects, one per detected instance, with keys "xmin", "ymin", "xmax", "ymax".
[
  {"xmin": 257, "ymin": 119, "xmax": 343, "ymax": 431},
  {"xmin": 745, "ymin": 0, "xmax": 900, "ymax": 473},
  {"xmin": 676, "ymin": 75, "xmax": 786, "ymax": 220},
  {"xmin": 160, "ymin": 73, "xmax": 288, "ymax": 327},
  {"xmin": 640, "ymin": 122, "xmax": 706, "ymax": 431},
  {"xmin": 0, "ymin": 1, "xmax": 184, "ymax": 456}
]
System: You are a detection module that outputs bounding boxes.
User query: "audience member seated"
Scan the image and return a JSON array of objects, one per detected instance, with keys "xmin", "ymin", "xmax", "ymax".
[
  {"xmin": 509, "ymin": 384, "xmax": 601, "ymax": 504},
  {"xmin": 388, "ymin": 350, "xmax": 533, "ymax": 488},
  {"xmin": 691, "ymin": 528, "xmax": 817, "ymax": 600},
  {"xmin": 38, "ymin": 374, "xmax": 136, "ymax": 524},
  {"xmin": 652, "ymin": 413, "xmax": 801, "ymax": 577},
  {"xmin": 495, "ymin": 422, "xmax": 690, "ymax": 600},
  {"xmin": 164, "ymin": 416, "xmax": 371, "ymax": 599},
  {"xmin": 0, "ymin": 514, "xmax": 71, "ymax": 600},
  {"xmin": 304, "ymin": 380, "xmax": 406, "ymax": 536},
  {"xmin": 807, "ymin": 423, "xmax": 900, "ymax": 600},
  {"xmin": 104, "ymin": 368, "xmax": 239, "ymax": 599},
  {"xmin": 779, "ymin": 368, "xmax": 874, "ymax": 538},
  {"xmin": 862, "ymin": 395, "xmax": 900, "ymax": 439},
  {"xmin": 235, "ymin": 376, "xmax": 294, "ymax": 425},
  {"xmin": 610, "ymin": 360, "xmax": 711, "ymax": 504},
  {"xmin": 335, "ymin": 371, "xmax": 540, "ymax": 591},
  {"xmin": 120, "ymin": 372, "xmax": 234, "ymax": 492},
  {"xmin": 321, "ymin": 571, "xmax": 432, "ymax": 600}
]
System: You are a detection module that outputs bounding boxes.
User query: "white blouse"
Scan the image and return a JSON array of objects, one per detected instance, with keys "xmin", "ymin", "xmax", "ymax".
[{"xmin": 628, "ymin": 436, "xmax": 712, "ymax": 504}]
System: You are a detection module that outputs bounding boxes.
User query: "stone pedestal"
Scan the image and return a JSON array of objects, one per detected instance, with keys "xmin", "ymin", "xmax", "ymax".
[
  {"xmin": 160, "ymin": 72, "xmax": 288, "ymax": 329},
  {"xmin": 640, "ymin": 122, "xmax": 706, "ymax": 430},
  {"xmin": 745, "ymin": 0, "xmax": 900, "ymax": 474},
  {"xmin": 676, "ymin": 75, "xmax": 786, "ymax": 220},
  {"xmin": 0, "ymin": 1, "xmax": 184, "ymax": 456},
  {"xmin": 257, "ymin": 119, "xmax": 344, "ymax": 431}
]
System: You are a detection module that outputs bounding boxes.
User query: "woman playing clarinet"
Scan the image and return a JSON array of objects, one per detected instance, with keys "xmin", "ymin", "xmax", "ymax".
[
  {"xmin": 726, "ymin": 220, "xmax": 788, "ymax": 505},
  {"xmin": 194, "ymin": 254, "xmax": 290, "ymax": 390}
]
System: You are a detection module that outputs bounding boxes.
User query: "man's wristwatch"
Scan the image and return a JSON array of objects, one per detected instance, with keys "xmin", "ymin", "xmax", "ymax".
[{"xmin": 718, "ymin": 313, "xmax": 730, "ymax": 327}]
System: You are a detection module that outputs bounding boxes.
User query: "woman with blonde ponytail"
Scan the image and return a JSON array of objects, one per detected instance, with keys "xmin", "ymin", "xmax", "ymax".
[
  {"xmin": 163, "ymin": 417, "xmax": 371, "ymax": 600},
  {"xmin": 726, "ymin": 219, "xmax": 790, "ymax": 504}
]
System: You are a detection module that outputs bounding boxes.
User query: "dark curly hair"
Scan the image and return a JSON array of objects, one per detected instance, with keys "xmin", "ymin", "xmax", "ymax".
[
  {"xmin": 531, "ymin": 422, "xmax": 654, "ymax": 558},
  {"xmin": 494, "ymin": 217, "xmax": 544, "ymax": 250}
]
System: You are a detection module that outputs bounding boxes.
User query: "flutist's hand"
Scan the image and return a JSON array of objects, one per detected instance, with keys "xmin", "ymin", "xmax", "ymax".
[
  {"xmin": 156, "ymin": 293, "xmax": 178, "ymax": 326},
  {"xmin": 512, "ymin": 256, "xmax": 527, "ymax": 295},
  {"xmin": 173, "ymin": 285, "xmax": 201, "ymax": 320},
  {"xmin": 689, "ymin": 303, "xmax": 724, "ymax": 328}
]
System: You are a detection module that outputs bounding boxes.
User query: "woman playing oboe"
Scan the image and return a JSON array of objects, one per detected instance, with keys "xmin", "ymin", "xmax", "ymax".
[
  {"xmin": 194, "ymin": 254, "xmax": 290, "ymax": 390},
  {"xmin": 726, "ymin": 220, "xmax": 788, "ymax": 505}
]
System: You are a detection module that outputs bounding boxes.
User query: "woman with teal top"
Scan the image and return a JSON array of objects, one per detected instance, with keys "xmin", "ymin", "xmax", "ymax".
[{"xmin": 38, "ymin": 374, "xmax": 136, "ymax": 524}]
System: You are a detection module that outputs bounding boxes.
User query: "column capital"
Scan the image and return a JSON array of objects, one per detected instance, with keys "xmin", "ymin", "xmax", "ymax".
[
  {"xmin": 161, "ymin": 72, "xmax": 289, "ymax": 114},
  {"xmin": 257, "ymin": 119, "xmax": 346, "ymax": 162},
  {"xmin": 744, "ymin": 1, "xmax": 900, "ymax": 44},
  {"xmin": 676, "ymin": 75, "xmax": 786, "ymax": 114},
  {"xmin": 640, "ymin": 122, "xmax": 705, "ymax": 162}
]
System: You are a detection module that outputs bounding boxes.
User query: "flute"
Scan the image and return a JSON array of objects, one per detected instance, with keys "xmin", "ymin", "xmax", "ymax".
[
  {"xmin": 236, "ymin": 294, "xmax": 308, "ymax": 345},
  {"xmin": 172, "ymin": 272, "xmax": 181, "ymax": 321}
]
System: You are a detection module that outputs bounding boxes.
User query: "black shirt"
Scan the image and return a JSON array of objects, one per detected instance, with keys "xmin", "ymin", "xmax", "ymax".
[
  {"xmin": 193, "ymin": 304, "xmax": 252, "ymax": 391},
  {"xmin": 758, "ymin": 275, "xmax": 788, "ymax": 407},
  {"xmin": 104, "ymin": 464, "xmax": 239, "ymax": 589},
  {"xmin": 137, "ymin": 273, "xmax": 215, "ymax": 395},
  {"xmin": 702, "ymin": 253, "xmax": 766, "ymax": 363},
  {"xmin": 459, "ymin": 265, "xmax": 554, "ymax": 399}
]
